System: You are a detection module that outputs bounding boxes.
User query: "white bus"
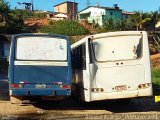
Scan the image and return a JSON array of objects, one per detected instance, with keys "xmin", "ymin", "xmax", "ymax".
[{"xmin": 71, "ymin": 31, "xmax": 152, "ymax": 102}]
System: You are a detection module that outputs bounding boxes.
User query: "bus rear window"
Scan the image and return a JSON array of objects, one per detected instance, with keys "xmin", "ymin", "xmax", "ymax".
[
  {"xmin": 16, "ymin": 36, "xmax": 67, "ymax": 61},
  {"xmin": 93, "ymin": 35, "xmax": 142, "ymax": 62}
]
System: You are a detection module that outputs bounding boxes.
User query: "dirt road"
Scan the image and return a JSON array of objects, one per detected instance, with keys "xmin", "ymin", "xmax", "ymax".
[{"xmin": 0, "ymin": 75, "xmax": 160, "ymax": 120}]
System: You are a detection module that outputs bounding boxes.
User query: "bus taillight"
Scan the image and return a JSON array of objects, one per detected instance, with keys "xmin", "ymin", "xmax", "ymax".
[
  {"xmin": 11, "ymin": 84, "xmax": 23, "ymax": 88},
  {"xmin": 19, "ymin": 81, "xmax": 28, "ymax": 84},
  {"xmin": 54, "ymin": 82, "xmax": 62, "ymax": 85},
  {"xmin": 138, "ymin": 83, "xmax": 151, "ymax": 89},
  {"xmin": 60, "ymin": 85, "xmax": 71, "ymax": 89}
]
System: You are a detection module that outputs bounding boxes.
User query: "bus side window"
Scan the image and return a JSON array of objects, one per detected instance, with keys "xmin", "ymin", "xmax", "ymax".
[
  {"xmin": 73, "ymin": 44, "xmax": 86, "ymax": 70},
  {"xmin": 75, "ymin": 48, "xmax": 78, "ymax": 69},
  {"xmin": 82, "ymin": 44, "xmax": 86, "ymax": 70},
  {"xmin": 71, "ymin": 49, "xmax": 75, "ymax": 69},
  {"xmin": 78, "ymin": 46, "xmax": 82, "ymax": 69},
  {"xmin": 136, "ymin": 38, "xmax": 142, "ymax": 59}
]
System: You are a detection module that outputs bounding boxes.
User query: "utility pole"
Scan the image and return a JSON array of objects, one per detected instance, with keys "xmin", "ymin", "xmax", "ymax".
[
  {"xmin": 73, "ymin": 0, "xmax": 75, "ymax": 20},
  {"xmin": 96, "ymin": 1, "xmax": 100, "ymax": 7},
  {"xmin": 87, "ymin": 0, "xmax": 90, "ymax": 7},
  {"xmin": 17, "ymin": 2, "xmax": 22, "ymax": 9},
  {"xmin": 31, "ymin": 0, "xmax": 34, "ymax": 11}
]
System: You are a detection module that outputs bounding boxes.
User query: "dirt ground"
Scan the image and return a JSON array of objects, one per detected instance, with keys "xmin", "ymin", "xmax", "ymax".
[
  {"xmin": 25, "ymin": 18, "xmax": 49, "ymax": 27},
  {"xmin": 0, "ymin": 75, "xmax": 160, "ymax": 120}
]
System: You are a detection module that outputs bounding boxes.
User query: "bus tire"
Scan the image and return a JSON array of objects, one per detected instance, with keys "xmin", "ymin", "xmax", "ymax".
[
  {"xmin": 78, "ymin": 100, "xmax": 87, "ymax": 106},
  {"xmin": 77, "ymin": 96, "xmax": 88, "ymax": 106},
  {"xmin": 10, "ymin": 96, "xmax": 23, "ymax": 104}
]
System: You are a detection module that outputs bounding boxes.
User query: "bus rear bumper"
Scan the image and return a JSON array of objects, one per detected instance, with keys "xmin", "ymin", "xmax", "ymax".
[
  {"xmin": 90, "ymin": 87, "xmax": 153, "ymax": 102},
  {"xmin": 10, "ymin": 89, "xmax": 71, "ymax": 96}
]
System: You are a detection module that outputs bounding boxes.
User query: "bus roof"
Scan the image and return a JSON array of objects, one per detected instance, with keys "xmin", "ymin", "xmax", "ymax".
[
  {"xmin": 12, "ymin": 33, "xmax": 69, "ymax": 41},
  {"xmin": 71, "ymin": 31, "xmax": 146, "ymax": 49}
]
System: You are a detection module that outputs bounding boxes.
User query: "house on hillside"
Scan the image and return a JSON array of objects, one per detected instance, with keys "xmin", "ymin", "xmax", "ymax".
[
  {"xmin": 78, "ymin": 4, "xmax": 122, "ymax": 26},
  {"xmin": 0, "ymin": 35, "xmax": 11, "ymax": 58},
  {"xmin": 122, "ymin": 11, "xmax": 134, "ymax": 20},
  {"xmin": 52, "ymin": 12, "xmax": 68, "ymax": 20},
  {"xmin": 54, "ymin": 1, "xmax": 78, "ymax": 20},
  {"xmin": 46, "ymin": 11, "xmax": 68, "ymax": 20}
]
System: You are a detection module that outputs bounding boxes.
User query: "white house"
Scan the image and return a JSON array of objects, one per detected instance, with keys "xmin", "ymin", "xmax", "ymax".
[
  {"xmin": 79, "ymin": 7, "xmax": 105, "ymax": 26},
  {"xmin": 122, "ymin": 11, "xmax": 134, "ymax": 20},
  {"xmin": 78, "ymin": 5, "xmax": 123, "ymax": 26}
]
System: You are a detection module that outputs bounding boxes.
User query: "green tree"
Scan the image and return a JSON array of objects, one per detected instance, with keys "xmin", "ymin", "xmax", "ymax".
[
  {"xmin": 131, "ymin": 11, "xmax": 151, "ymax": 31},
  {"xmin": 150, "ymin": 11, "xmax": 158, "ymax": 30},
  {"xmin": 0, "ymin": 0, "xmax": 10, "ymax": 26},
  {"xmin": 115, "ymin": 20, "xmax": 129, "ymax": 31},
  {"xmin": 103, "ymin": 18, "xmax": 116, "ymax": 31}
]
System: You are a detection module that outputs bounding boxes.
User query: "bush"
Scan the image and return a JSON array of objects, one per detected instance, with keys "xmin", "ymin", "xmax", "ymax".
[
  {"xmin": 40, "ymin": 20, "xmax": 90, "ymax": 36},
  {"xmin": 0, "ymin": 22, "xmax": 30, "ymax": 34},
  {"xmin": 32, "ymin": 12, "xmax": 46, "ymax": 19}
]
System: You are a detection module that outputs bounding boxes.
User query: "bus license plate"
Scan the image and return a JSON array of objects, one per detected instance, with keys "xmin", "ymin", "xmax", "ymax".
[
  {"xmin": 116, "ymin": 85, "xmax": 127, "ymax": 91},
  {"xmin": 36, "ymin": 84, "xmax": 46, "ymax": 88}
]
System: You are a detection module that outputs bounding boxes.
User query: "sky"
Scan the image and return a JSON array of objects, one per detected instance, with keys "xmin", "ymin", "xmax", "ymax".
[{"xmin": 6, "ymin": 0, "xmax": 160, "ymax": 12}]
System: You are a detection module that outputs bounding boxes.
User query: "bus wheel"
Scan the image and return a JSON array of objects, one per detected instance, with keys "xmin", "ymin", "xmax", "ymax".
[
  {"xmin": 10, "ymin": 96, "xmax": 23, "ymax": 104},
  {"xmin": 116, "ymin": 98, "xmax": 131, "ymax": 105}
]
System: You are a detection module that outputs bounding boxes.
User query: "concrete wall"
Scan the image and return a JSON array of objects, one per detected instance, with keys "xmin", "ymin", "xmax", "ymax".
[{"xmin": 55, "ymin": 3, "xmax": 68, "ymax": 13}]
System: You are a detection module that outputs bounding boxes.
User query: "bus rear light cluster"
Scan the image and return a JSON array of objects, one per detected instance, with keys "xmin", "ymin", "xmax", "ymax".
[
  {"xmin": 60, "ymin": 85, "xmax": 71, "ymax": 89},
  {"xmin": 10, "ymin": 84, "xmax": 23, "ymax": 88},
  {"xmin": 90, "ymin": 88, "xmax": 104, "ymax": 92},
  {"xmin": 19, "ymin": 81, "xmax": 28, "ymax": 84},
  {"xmin": 54, "ymin": 82, "xmax": 62, "ymax": 85},
  {"xmin": 138, "ymin": 83, "xmax": 151, "ymax": 89}
]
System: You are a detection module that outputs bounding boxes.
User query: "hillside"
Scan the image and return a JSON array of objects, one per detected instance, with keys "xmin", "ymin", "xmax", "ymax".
[{"xmin": 24, "ymin": 18, "xmax": 49, "ymax": 32}]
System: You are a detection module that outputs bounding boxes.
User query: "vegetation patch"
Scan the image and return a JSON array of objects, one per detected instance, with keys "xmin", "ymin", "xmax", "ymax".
[
  {"xmin": 11, "ymin": 9, "xmax": 46, "ymax": 20},
  {"xmin": 152, "ymin": 68, "xmax": 160, "ymax": 95},
  {"xmin": 0, "ymin": 0, "xmax": 31, "ymax": 34},
  {"xmin": 40, "ymin": 20, "xmax": 90, "ymax": 36}
]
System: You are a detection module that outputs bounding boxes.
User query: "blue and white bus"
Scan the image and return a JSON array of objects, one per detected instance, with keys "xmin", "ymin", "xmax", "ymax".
[{"xmin": 9, "ymin": 33, "xmax": 72, "ymax": 103}]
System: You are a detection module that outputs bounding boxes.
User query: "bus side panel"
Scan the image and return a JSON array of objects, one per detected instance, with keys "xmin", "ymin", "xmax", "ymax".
[
  {"xmin": 8, "ymin": 36, "xmax": 16, "ymax": 87},
  {"xmin": 143, "ymin": 32, "xmax": 152, "ymax": 92}
]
